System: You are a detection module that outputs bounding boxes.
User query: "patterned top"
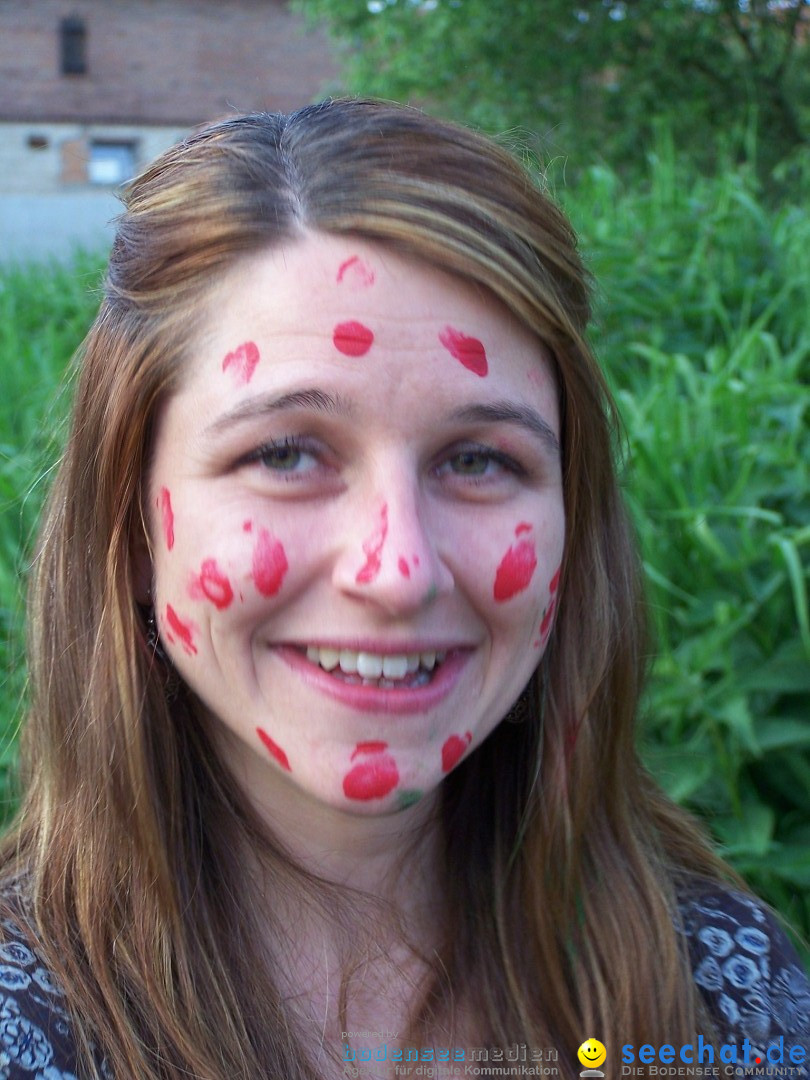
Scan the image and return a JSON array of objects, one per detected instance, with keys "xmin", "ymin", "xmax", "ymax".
[{"xmin": 0, "ymin": 889, "xmax": 808, "ymax": 1078}]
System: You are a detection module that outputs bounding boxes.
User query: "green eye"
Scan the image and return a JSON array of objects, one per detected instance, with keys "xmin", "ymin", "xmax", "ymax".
[
  {"xmin": 259, "ymin": 444, "xmax": 302, "ymax": 470},
  {"xmin": 451, "ymin": 450, "xmax": 490, "ymax": 475}
]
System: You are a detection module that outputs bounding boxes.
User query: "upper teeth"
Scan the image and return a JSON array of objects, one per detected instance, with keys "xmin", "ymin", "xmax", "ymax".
[{"xmin": 305, "ymin": 646, "xmax": 446, "ymax": 679}]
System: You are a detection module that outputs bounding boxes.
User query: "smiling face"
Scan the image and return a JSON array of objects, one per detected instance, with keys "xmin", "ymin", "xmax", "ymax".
[{"xmin": 146, "ymin": 233, "xmax": 564, "ymax": 820}]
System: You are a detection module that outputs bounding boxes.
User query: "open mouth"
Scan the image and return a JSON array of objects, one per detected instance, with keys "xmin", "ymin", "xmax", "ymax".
[{"xmin": 303, "ymin": 646, "xmax": 447, "ymax": 690}]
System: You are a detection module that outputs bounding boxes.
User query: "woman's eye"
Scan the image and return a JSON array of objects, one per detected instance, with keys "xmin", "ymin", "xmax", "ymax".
[
  {"xmin": 439, "ymin": 445, "xmax": 524, "ymax": 481},
  {"xmin": 244, "ymin": 438, "xmax": 319, "ymax": 475},
  {"xmin": 450, "ymin": 450, "xmax": 493, "ymax": 475}
]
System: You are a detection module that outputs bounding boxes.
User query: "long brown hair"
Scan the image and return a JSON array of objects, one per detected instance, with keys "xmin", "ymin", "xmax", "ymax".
[{"xmin": 2, "ymin": 100, "xmax": 737, "ymax": 1078}]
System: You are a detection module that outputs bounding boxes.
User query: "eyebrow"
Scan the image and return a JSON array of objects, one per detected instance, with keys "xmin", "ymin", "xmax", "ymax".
[
  {"xmin": 450, "ymin": 401, "xmax": 561, "ymax": 458},
  {"xmin": 205, "ymin": 388, "xmax": 351, "ymax": 435},
  {"xmin": 205, "ymin": 387, "xmax": 560, "ymax": 457}
]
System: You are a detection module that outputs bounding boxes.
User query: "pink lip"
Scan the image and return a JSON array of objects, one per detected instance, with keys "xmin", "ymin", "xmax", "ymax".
[{"xmin": 275, "ymin": 645, "xmax": 472, "ymax": 715}]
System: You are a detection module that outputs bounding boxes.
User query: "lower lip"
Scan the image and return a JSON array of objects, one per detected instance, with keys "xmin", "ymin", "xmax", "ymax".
[{"xmin": 275, "ymin": 647, "xmax": 471, "ymax": 715}]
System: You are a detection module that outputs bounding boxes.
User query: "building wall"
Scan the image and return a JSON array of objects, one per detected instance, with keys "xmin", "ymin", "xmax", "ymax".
[
  {"xmin": 0, "ymin": 0, "xmax": 340, "ymax": 260},
  {"xmin": 0, "ymin": 0, "xmax": 338, "ymax": 125}
]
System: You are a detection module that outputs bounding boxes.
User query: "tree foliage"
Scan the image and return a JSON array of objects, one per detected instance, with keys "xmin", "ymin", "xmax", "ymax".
[{"xmin": 297, "ymin": 0, "xmax": 810, "ymax": 173}]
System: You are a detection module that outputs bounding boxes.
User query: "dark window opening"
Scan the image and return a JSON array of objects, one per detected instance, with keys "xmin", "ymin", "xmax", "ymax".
[{"xmin": 60, "ymin": 16, "xmax": 87, "ymax": 75}]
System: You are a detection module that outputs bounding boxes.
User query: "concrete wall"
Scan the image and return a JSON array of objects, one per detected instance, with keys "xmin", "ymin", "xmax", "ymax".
[{"xmin": 0, "ymin": 191, "xmax": 120, "ymax": 263}]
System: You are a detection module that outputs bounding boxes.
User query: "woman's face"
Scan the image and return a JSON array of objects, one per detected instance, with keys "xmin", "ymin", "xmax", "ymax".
[{"xmin": 147, "ymin": 233, "xmax": 564, "ymax": 818}]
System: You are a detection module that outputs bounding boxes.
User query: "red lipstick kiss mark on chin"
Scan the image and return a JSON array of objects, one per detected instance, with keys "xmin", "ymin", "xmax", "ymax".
[
  {"xmin": 343, "ymin": 742, "xmax": 400, "ymax": 800},
  {"xmin": 189, "ymin": 558, "xmax": 234, "ymax": 610},
  {"xmin": 333, "ymin": 320, "xmax": 374, "ymax": 357},
  {"xmin": 252, "ymin": 528, "xmax": 289, "ymax": 597},
  {"xmin": 221, "ymin": 341, "xmax": 260, "ymax": 384},
  {"xmin": 438, "ymin": 326, "xmax": 488, "ymax": 377},
  {"xmin": 356, "ymin": 504, "xmax": 389, "ymax": 585},
  {"xmin": 441, "ymin": 731, "xmax": 472, "ymax": 773},
  {"xmin": 164, "ymin": 604, "xmax": 197, "ymax": 655},
  {"xmin": 257, "ymin": 727, "xmax": 292, "ymax": 771},
  {"xmin": 493, "ymin": 540, "xmax": 537, "ymax": 602},
  {"xmin": 158, "ymin": 488, "xmax": 174, "ymax": 551},
  {"xmin": 336, "ymin": 255, "xmax": 376, "ymax": 287}
]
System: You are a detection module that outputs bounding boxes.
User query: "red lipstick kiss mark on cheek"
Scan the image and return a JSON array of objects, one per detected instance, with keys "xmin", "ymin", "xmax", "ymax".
[
  {"xmin": 333, "ymin": 320, "xmax": 374, "ymax": 357},
  {"xmin": 356, "ymin": 504, "xmax": 389, "ymax": 585},
  {"xmin": 438, "ymin": 326, "xmax": 488, "ymax": 377},
  {"xmin": 221, "ymin": 341, "xmax": 260, "ymax": 384},
  {"xmin": 397, "ymin": 557, "xmax": 410, "ymax": 579},
  {"xmin": 343, "ymin": 743, "xmax": 400, "ymax": 800},
  {"xmin": 189, "ymin": 558, "xmax": 234, "ymax": 610},
  {"xmin": 157, "ymin": 488, "xmax": 174, "ymax": 551},
  {"xmin": 493, "ymin": 540, "xmax": 537, "ymax": 602},
  {"xmin": 336, "ymin": 255, "xmax": 375, "ymax": 287},
  {"xmin": 549, "ymin": 565, "xmax": 562, "ymax": 594},
  {"xmin": 539, "ymin": 596, "xmax": 557, "ymax": 638},
  {"xmin": 441, "ymin": 731, "xmax": 472, "ymax": 773},
  {"xmin": 164, "ymin": 604, "xmax": 197, "ymax": 655},
  {"xmin": 251, "ymin": 528, "xmax": 289, "ymax": 597},
  {"xmin": 256, "ymin": 727, "xmax": 291, "ymax": 771}
]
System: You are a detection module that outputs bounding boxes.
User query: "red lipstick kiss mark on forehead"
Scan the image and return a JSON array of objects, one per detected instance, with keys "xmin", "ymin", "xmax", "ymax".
[
  {"xmin": 189, "ymin": 559, "xmax": 234, "ymax": 610},
  {"xmin": 222, "ymin": 341, "xmax": 260, "ymax": 385},
  {"xmin": 251, "ymin": 528, "xmax": 289, "ymax": 597},
  {"xmin": 438, "ymin": 326, "xmax": 488, "ymax": 377},
  {"xmin": 257, "ymin": 727, "xmax": 292, "ymax": 771},
  {"xmin": 397, "ymin": 557, "xmax": 411, "ymax": 579},
  {"xmin": 343, "ymin": 742, "xmax": 400, "ymax": 800},
  {"xmin": 493, "ymin": 540, "xmax": 537, "ymax": 602},
  {"xmin": 333, "ymin": 320, "xmax": 374, "ymax": 357},
  {"xmin": 336, "ymin": 255, "xmax": 376, "ymax": 287},
  {"xmin": 157, "ymin": 488, "xmax": 174, "ymax": 551},
  {"xmin": 164, "ymin": 604, "xmax": 197, "ymax": 656},
  {"xmin": 356, "ymin": 503, "xmax": 389, "ymax": 585},
  {"xmin": 441, "ymin": 731, "xmax": 472, "ymax": 773}
]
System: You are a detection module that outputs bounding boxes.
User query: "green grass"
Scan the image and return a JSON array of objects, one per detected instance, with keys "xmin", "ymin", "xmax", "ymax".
[
  {"xmin": 0, "ymin": 252, "xmax": 105, "ymax": 821},
  {"xmin": 0, "ymin": 152, "xmax": 808, "ymax": 955},
  {"xmin": 559, "ymin": 144, "xmax": 810, "ymax": 949}
]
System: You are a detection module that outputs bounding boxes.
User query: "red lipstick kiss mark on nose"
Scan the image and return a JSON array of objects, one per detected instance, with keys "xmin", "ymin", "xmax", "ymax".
[
  {"xmin": 343, "ymin": 741, "xmax": 400, "ymax": 800},
  {"xmin": 157, "ymin": 488, "xmax": 174, "ymax": 551},
  {"xmin": 257, "ymin": 727, "xmax": 292, "ymax": 771},
  {"xmin": 397, "ymin": 557, "xmax": 410, "ymax": 579},
  {"xmin": 164, "ymin": 604, "xmax": 197, "ymax": 656},
  {"xmin": 251, "ymin": 528, "xmax": 289, "ymax": 597},
  {"xmin": 493, "ymin": 540, "xmax": 537, "ymax": 602},
  {"xmin": 222, "ymin": 341, "xmax": 260, "ymax": 384},
  {"xmin": 356, "ymin": 503, "xmax": 389, "ymax": 585},
  {"xmin": 438, "ymin": 326, "xmax": 488, "ymax": 377},
  {"xmin": 441, "ymin": 731, "xmax": 472, "ymax": 773},
  {"xmin": 333, "ymin": 320, "xmax": 374, "ymax": 357},
  {"xmin": 336, "ymin": 255, "xmax": 376, "ymax": 287},
  {"xmin": 189, "ymin": 558, "xmax": 234, "ymax": 610}
]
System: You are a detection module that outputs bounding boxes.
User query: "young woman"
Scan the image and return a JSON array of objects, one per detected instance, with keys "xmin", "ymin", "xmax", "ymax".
[{"xmin": 0, "ymin": 99, "xmax": 807, "ymax": 1080}]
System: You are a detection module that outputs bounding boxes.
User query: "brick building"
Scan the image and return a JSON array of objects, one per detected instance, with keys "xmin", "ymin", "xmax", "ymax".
[{"xmin": 0, "ymin": 0, "xmax": 338, "ymax": 260}]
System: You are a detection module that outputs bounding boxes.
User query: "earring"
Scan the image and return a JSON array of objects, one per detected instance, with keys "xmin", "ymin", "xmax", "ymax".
[
  {"xmin": 505, "ymin": 687, "xmax": 532, "ymax": 724},
  {"xmin": 146, "ymin": 607, "xmax": 169, "ymax": 664}
]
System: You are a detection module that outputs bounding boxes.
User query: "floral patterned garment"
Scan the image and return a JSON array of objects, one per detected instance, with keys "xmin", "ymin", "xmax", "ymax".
[
  {"xmin": 679, "ymin": 889, "xmax": 810, "ymax": 1076},
  {"xmin": 0, "ymin": 890, "xmax": 808, "ymax": 1078}
]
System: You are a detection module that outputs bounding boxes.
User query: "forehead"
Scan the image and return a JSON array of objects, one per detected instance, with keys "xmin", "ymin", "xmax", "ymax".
[{"xmin": 184, "ymin": 231, "xmax": 557, "ymax": 419}]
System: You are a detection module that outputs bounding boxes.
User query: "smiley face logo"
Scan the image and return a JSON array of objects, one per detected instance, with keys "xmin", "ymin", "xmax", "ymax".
[{"xmin": 577, "ymin": 1039, "xmax": 607, "ymax": 1070}]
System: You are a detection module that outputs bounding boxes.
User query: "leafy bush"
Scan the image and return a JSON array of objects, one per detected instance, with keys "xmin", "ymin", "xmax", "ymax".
[{"xmin": 559, "ymin": 142, "xmax": 810, "ymax": 950}]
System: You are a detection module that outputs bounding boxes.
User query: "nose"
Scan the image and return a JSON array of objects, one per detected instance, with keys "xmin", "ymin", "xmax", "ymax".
[{"xmin": 332, "ymin": 476, "xmax": 454, "ymax": 615}]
